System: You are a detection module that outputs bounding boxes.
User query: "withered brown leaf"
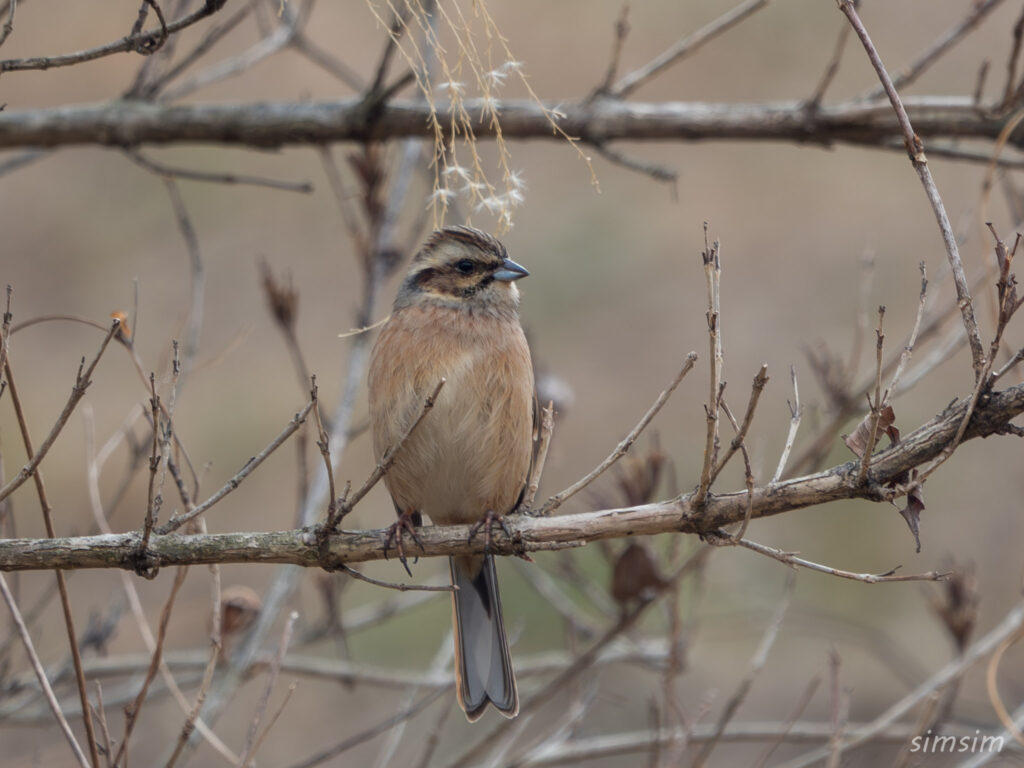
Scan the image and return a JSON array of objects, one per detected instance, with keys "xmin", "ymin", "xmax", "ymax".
[
  {"xmin": 611, "ymin": 541, "xmax": 670, "ymax": 608},
  {"xmin": 843, "ymin": 404, "xmax": 896, "ymax": 458}
]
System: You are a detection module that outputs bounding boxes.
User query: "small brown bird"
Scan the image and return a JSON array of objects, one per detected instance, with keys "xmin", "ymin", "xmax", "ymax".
[{"xmin": 368, "ymin": 225, "xmax": 534, "ymax": 721}]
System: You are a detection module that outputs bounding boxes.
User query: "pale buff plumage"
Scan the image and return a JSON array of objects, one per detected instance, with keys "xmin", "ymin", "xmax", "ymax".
[{"xmin": 367, "ymin": 225, "xmax": 534, "ymax": 721}]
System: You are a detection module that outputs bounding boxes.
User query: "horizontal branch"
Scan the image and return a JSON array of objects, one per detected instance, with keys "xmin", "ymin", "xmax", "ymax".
[
  {"xmin": 0, "ymin": 96, "xmax": 1020, "ymax": 150},
  {"xmin": 2, "ymin": 381, "xmax": 1022, "ymax": 573}
]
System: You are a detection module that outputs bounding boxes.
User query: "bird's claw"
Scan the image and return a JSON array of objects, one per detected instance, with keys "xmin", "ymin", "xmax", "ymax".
[
  {"xmin": 384, "ymin": 511, "xmax": 423, "ymax": 577},
  {"xmin": 467, "ymin": 509, "xmax": 510, "ymax": 554}
]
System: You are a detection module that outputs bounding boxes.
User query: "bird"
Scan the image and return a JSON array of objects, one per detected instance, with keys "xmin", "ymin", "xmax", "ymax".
[{"xmin": 367, "ymin": 225, "xmax": 535, "ymax": 721}]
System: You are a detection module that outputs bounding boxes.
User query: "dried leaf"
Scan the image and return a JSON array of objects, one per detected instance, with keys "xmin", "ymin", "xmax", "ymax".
[
  {"xmin": 219, "ymin": 585, "xmax": 262, "ymax": 659},
  {"xmin": 928, "ymin": 560, "xmax": 978, "ymax": 653},
  {"xmin": 259, "ymin": 260, "xmax": 299, "ymax": 331},
  {"xmin": 897, "ymin": 475, "xmax": 925, "ymax": 553},
  {"xmin": 843, "ymin": 404, "xmax": 896, "ymax": 458},
  {"xmin": 611, "ymin": 542, "xmax": 669, "ymax": 607}
]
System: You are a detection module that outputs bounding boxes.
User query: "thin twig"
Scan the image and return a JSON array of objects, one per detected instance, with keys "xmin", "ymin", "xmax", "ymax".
[
  {"xmin": 751, "ymin": 676, "xmax": 822, "ymax": 768},
  {"xmin": 310, "ymin": 377, "xmax": 337, "ymax": 529},
  {"xmin": 124, "ymin": 150, "xmax": 313, "ymax": 193},
  {"xmin": 540, "ymin": 354, "xmax": 696, "ymax": 515},
  {"xmin": 696, "ymin": 232, "xmax": 722, "ymax": 504},
  {"xmin": 0, "ymin": 319, "xmax": 120, "ymax": 503},
  {"xmin": 336, "ymin": 565, "xmax": 455, "ymax": 593},
  {"xmin": 3, "ymin": 358, "xmax": 102, "ymax": 767},
  {"xmin": 690, "ymin": 571, "xmax": 795, "ymax": 768},
  {"xmin": 0, "ymin": 0, "xmax": 225, "ymax": 72},
  {"xmin": 92, "ymin": 682, "xmax": 113, "ymax": 768},
  {"xmin": 779, "ymin": 599, "xmax": 1024, "ymax": 768},
  {"xmin": 882, "ymin": 263, "xmax": 928, "ymax": 403},
  {"xmin": 237, "ymin": 611, "xmax": 298, "ymax": 767},
  {"xmin": 612, "ymin": 0, "xmax": 770, "ymax": 98},
  {"xmin": 719, "ymin": 398, "xmax": 756, "ymax": 543},
  {"xmin": 245, "ymin": 682, "xmax": 298, "ymax": 766},
  {"xmin": 114, "ymin": 565, "xmax": 189, "ymax": 767},
  {"xmin": 323, "ymin": 378, "xmax": 446, "ymax": 532},
  {"xmin": 711, "ymin": 364, "xmax": 768, "ymax": 483},
  {"xmin": 856, "ymin": 306, "xmax": 886, "ymax": 484},
  {"xmin": 838, "ymin": 0, "xmax": 986, "ymax": 378},
  {"xmin": 806, "ymin": 22, "xmax": 851, "ymax": 108},
  {"xmin": 83, "ymin": 412, "xmax": 237, "ymax": 765},
  {"xmin": 771, "ymin": 366, "xmax": 802, "ymax": 484},
  {"xmin": 593, "ymin": 5, "xmax": 630, "ymax": 96},
  {"xmin": 0, "ymin": 572, "xmax": 91, "ymax": 768},
  {"xmin": 287, "ymin": 688, "xmax": 449, "ymax": 768},
  {"xmin": 142, "ymin": 372, "xmax": 162, "ymax": 553},
  {"xmin": 858, "ymin": 0, "xmax": 1009, "ymax": 102},
  {"xmin": 0, "ymin": 0, "xmax": 15, "ymax": 49},
  {"xmin": 163, "ymin": 520, "xmax": 224, "ymax": 768},
  {"xmin": 522, "ymin": 401, "xmax": 555, "ymax": 510},
  {"xmin": 734, "ymin": 536, "xmax": 948, "ymax": 583},
  {"xmin": 158, "ymin": 399, "xmax": 315, "ymax": 534}
]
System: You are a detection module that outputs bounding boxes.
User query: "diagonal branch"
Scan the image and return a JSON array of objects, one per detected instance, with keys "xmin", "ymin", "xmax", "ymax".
[{"xmin": 837, "ymin": 0, "xmax": 986, "ymax": 378}]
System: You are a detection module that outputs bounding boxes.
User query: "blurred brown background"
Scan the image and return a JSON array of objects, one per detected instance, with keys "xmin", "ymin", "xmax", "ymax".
[{"xmin": 1, "ymin": 1, "xmax": 1023, "ymax": 765}]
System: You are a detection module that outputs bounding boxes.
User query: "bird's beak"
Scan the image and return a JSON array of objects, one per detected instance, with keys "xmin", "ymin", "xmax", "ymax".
[{"xmin": 493, "ymin": 258, "xmax": 529, "ymax": 282}]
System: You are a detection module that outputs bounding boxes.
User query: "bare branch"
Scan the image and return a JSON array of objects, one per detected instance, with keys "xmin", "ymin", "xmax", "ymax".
[
  {"xmin": 5, "ymin": 375, "xmax": 1023, "ymax": 572},
  {"xmin": 1, "ymin": 96, "xmax": 1022, "ymax": 150}
]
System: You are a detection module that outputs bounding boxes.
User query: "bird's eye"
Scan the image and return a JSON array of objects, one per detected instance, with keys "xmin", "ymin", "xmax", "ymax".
[{"xmin": 455, "ymin": 259, "xmax": 474, "ymax": 274}]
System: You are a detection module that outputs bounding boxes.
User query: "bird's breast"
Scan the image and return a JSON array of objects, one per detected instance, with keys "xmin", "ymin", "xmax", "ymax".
[{"xmin": 368, "ymin": 305, "xmax": 534, "ymax": 526}]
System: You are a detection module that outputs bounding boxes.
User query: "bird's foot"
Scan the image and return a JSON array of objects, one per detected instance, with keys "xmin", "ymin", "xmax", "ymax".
[
  {"xmin": 467, "ymin": 509, "xmax": 511, "ymax": 554},
  {"xmin": 383, "ymin": 510, "xmax": 423, "ymax": 578}
]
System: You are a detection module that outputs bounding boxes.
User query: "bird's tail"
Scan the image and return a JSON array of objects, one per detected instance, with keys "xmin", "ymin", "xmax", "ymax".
[{"xmin": 449, "ymin": 554, "xmax": 518, "ymax": 721}]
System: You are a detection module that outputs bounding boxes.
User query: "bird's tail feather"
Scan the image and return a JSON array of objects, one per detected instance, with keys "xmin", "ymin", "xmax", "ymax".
[{"xmin": 450, "ymin": 554, "xmax": 518, "ymax": 721}]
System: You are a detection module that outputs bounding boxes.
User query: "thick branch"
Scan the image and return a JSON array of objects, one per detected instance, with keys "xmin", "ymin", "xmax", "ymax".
[
  {"xmin": 0, "ymin": 97, "xmax": 1020, "ymax": 149},
  {"xmin": 2, "ymin": 381, "xmax": 1022, "ymax": 572}
]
